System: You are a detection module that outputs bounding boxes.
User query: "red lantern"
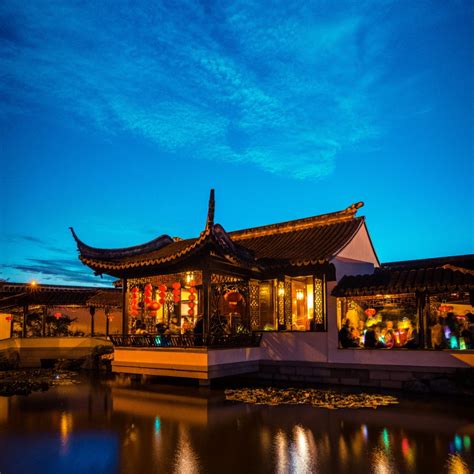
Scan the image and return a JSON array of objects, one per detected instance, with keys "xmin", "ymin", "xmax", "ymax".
[
  {"xmin": 148, "ymin": 302, "xmax": 161, "ymax": 311},
  {"xmin": 188, "ymin": 301, "xmax": 195, "ymax": 309},
  {"xmin": 189, "ymin": 286, "xmax": 196, "ymax": 294},
  {"xmin": 188, "ymin": 309, "xmax": 194, "ymax": 316},
  {"xmin": 173, "ymin": 296, "xmax": 180, "ymax": 303},
  {"xmin": 224, "ymin": 291, "xmax": 243, "ymax": 307},
  {"xmin": 145, "ymin": 283, "xmax": 152, "ymax": 290},
  {"xmin": 5, "ymin": 316, "xmax": 12, "ymax": 321},
  {"xmin": 159, "ymin": 298, "xmax": 165, "ymax": 305},
  {"xmin": 54, "ymin": 312, "xmax": 62, "ymax": 319},
  {"xmin": 189, "ymin": 279, "xmax": 196, "ymax": 287},
  {"xmin": 365, "ymin": 308, "xmax": 376, "ymax": 317},
  {"xmin": 172, "ymin": 282, "xmax": 181, "ymax": 290},
  {"xmin": 159, "ymin": 284, "xmax": 167, "ymax": 292},
  {"xmin": 131, "ymin": 287, "xmax": 139, "ymax": 293},
  {"xmin": 189, "ymin": 293, "xmax": 196, "ymax": 301}
]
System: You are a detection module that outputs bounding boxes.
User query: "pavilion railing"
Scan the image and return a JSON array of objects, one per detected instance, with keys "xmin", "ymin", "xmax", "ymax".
[{"xmin": 109, "ymin": 332, "xmax": 263, "ymax": 349}]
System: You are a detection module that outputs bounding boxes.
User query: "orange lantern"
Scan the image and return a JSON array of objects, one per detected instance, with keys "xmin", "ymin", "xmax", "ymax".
[
  {"xmin": 148, "ymin": 302, "xmax": 161, "ymax": 311},
  {"xmin": 365, "ymin": 308, "xmax": 376, "ymax": 317},
  {"xmin": 172, "ymin": 282, "xmax": 181, "ymax": 290},
  {"xmin": 224, "ymin": 291, "xmax": 243, "ymax": 307}
]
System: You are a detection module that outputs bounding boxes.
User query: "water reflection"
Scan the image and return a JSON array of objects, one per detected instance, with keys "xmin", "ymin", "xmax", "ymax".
[{"xmin": 0, "ymin": 377, "xmax": 472, "ymax": 474}]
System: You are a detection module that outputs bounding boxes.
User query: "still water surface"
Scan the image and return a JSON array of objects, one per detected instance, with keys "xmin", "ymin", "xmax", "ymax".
[{"xmin": 0, "ymin": 376, "xmax": 472, "ymax": 474}]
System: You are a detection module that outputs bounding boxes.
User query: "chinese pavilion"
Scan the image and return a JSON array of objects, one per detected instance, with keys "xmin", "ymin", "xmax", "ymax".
[{"xmin": 71, "ymin": 190, "xmax": 379, "ymax": 345}]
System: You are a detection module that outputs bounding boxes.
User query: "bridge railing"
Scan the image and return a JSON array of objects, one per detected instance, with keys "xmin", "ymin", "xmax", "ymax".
[{"xmin": 109, "ymin": 332, "xmax": 262, "ymax": 349}]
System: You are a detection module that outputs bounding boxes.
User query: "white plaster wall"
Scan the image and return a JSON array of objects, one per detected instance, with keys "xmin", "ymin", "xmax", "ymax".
[
  {"xmin": 328, "ymin": 347, "xmax": 474, "ymax": 368},
  {"xmin": 259, "ymin": 332, "xmax": 328, "ymax": 362},
  {"xmin": 336, "ymin": 222, "xmax": 379, "ymax": 267}
]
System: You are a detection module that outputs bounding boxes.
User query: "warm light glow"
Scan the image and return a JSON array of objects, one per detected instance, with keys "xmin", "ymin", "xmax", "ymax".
[
  {"xmin": 278, "ymin": 287, "xmax": 285, "ymax": 297},
  {"xmin": 296, "ymin": 289, "xmax": 304, "ymax": 301},
  {"xmin": 30, "ymin": 280, "xmax": 38, "ymax": 287},
  {"xmin": 60, "ymin": 412, "xmax": 73, "ymax": 452},
  {"xmin": 445, "ymin": 453, "xmax": 470, "ymax": 474}
]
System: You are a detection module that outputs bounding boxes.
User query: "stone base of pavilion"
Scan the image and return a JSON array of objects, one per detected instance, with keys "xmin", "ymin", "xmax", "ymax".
[{"xmin": 112, "ymin": 346, "xmax": 262, "ymax": 380}]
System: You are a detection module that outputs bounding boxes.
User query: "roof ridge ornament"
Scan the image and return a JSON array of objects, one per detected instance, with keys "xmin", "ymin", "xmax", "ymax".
[{"xmin": 206, "ymin": 189, "xmax": 215, "ymax": 229}]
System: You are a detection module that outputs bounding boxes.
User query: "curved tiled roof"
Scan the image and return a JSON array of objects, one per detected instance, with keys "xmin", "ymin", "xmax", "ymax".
[
  {"xmin": 72, "ymin": 197, "xmax": 366, "ymax": 275},
  {"xmin": 332, "ymin": 264, "xmax": 474, "ymax": 297}
]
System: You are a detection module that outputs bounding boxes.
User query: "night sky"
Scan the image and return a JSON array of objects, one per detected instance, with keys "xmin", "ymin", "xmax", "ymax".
[{"xmin": 1, "ymin": 1, "xmax": 473, "ymax": 286}]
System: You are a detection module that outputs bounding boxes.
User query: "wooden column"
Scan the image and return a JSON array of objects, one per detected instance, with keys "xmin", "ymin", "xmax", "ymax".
[
  {"xmin": 105, "ymin": 308, "xmax": 110, "ymax": 337},
  {"xmin": 416, "ymin": 291, "xmax": 427, "ymax": 349},
  {"xmin": 89, "ymin": 306, "xmax": 96, "ymax": 337},
  {"xmin": 42, "ymin": 306, "xmax": 47, "ymax": 337},
  {"xmin": 22, "ymin": 305, "xmax": 28, "ymax": 338},
  {"xmin": 202, "ymin": 268, "xmax": 211, "ymax": 343},
  {"xmin": 122, "ymin": 278, "xmax": 129, "ymax": 335}
]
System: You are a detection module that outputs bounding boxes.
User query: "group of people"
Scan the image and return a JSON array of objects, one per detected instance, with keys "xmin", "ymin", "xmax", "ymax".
[
  {"xmin": 339, "ymin": 318, "xmax": 419, "ymax": 349},
  {"xmin": 339, "ymin": 311, "xmax": 474, "ymax": 350},
  {"xmin": 133, "ymin": 316, "xmax": 195, "ymax": 336},
  {"xmin": 430, "ymin": 312, "xmax": 474, "ymax": 350}
]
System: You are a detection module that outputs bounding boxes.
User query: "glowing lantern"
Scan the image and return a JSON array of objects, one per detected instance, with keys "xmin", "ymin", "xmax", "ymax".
[
  {"xmin": 5, "ymin": 316, "xmax": 12, "ymax": 321},
  {"xmin": 189, "ymin": 293, "xmax": 196, "ymax": 301},
  {"xmin": 188, "ymin": 301, "xmax": 195, "ymax": 309},
  {"xmin": 224, "ymin": 291, "xmax": 243, "ymax": 307},
  {"xmin": 188, "ymin": 309, "xmax": 194, "ymax": 316},
  {"xmin": 148, "ymin": 302, "xmax": 161, "ymax": 311},
  {"xmin": 365, "ymin": 308, "xmax": 376, "ymax": 317},
  {"xmin": 54, "ymin": 312, "xmax": 62, "ymax": 319},
  {"xmin": 172, "ymin": 282, "xmax": 181, "ymax": 290},
  {"xmin": 107, "ymin": 315, "xmax": 114, "ymax": 321}
]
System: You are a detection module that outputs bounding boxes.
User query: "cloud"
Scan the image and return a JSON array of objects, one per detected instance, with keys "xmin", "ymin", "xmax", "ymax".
[
  {"xmin": 0, "ymin": 1, "xmax": 433, "ymax": 179},
  {"xmin": 1, "ymin": 258, "xmax": 115, "ymax": 286}
]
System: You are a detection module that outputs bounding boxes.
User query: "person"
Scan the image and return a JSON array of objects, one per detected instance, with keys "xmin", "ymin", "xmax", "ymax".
[
  {"xmin": 405, "ymin": 323, "xmax": 419, "ymax": 349},
  {"xmin": 135, "ymin": 322, "xmax": 148, "ymax": 335},
  {"xmin": 168, "ymin": 317, "xmax": 180, "ymax": 334},
  {"xmin": 193, "ymin": 316, "xmax": 204, "ymax": 346},
  {"xmin": 155, "ymin": 322, "xmax": 167, "ymax": 335},
  {"xmin": 181, "ymin": 316, "xmax": 193, "ymax": 334},
  {"xmin": 430, "ymin": 317, "xmax": 445, "ymax": 349},
  {"xmin": 364, "ymin": 325, "xmax": 377, "ymax": 348},
  {"xmin": 338, "ymin": 319, "xmax": 359, "ymax": 348}
]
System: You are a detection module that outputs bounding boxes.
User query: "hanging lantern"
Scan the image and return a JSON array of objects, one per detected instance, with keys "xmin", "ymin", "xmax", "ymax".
[
  {"xmin": 172, "ymin": 282, "xmax": 181, "ymax": 290},
  {"xmin": 54, "ymin": 312, "xmax": 62, "ymax": 319},
  {"xmin": 365, "ymin": 308, "xmax": 376, "ymax": 317},
  {"xmin": 173, "ymin": 295, "xmax": 180, "ymax": 303},
  {"xmin": 159, "ymin": 284, "xmax": 167, "ymax": 292},
  {"xmin": 5, "ymin": 316, "xmax": 12, "ymax": 322},
  {"xmin": 188, "ymin": 301, "xmax": 195, "ymax": 309},
  {"xmin": 189, "ymin": 293, "xmax": 196, "ymax": 301},
  {"xmin": 131, "ymin": 287, "xmax": 139, "ymax": 294},
  {"xmin": 148, "ymin": 302, "xmax": 161, "ymax": 311},
  {"xmin": 224, "ymin": 291, "xmax": 243, "ymax": 307},
  {"xmin": 188, "ymin": 309, "xmax": 194, "ymax": 316},
  {"xmin": 189, "ymin": 279, "xmax": 196, "ymax": 287},
  {"xmin": 107, "ymin": 315, "xmax": 114, "ymax": 321}
]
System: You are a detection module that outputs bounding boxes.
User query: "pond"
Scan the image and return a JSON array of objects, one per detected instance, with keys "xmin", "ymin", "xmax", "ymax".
[{"xmin": 0, "ymin": 375, "xmax": 472, "ymax": 473}]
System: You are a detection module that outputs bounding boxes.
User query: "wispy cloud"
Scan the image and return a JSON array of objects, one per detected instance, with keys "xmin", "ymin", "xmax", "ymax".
[
  {"xmin": 0, "ymin": 1, "xmax": 437, "ymax": 179},
  {"xmin": 1, "ymin": 258, "xmax": 115, "ymax": 286}
]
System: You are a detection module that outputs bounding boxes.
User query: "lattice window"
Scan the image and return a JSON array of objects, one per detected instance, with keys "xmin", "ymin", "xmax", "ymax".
[
  {"xmin": 284, "ymin": 279, "xmax": 292, "ymax": 329},
  {"xmin": 249, "ymin": 281, "xmax": 260, "ymax": 330},
  {"xmin": 278, "ymin": 281, "xmax": 285, "ymax": 325},
  {"xmin": 314, "ymin": 277, "xmax": 324, "ymax": 325}
]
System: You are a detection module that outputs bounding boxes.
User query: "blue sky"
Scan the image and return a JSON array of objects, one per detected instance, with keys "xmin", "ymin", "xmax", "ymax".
[{"xmin": 0, "ymin": 0, "xmax": 472, "ymax": 285}]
